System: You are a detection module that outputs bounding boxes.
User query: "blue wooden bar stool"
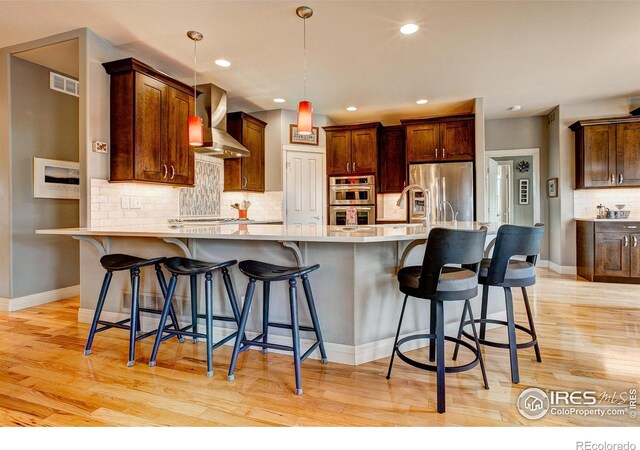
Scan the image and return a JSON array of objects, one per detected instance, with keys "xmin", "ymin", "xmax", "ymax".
[
  {"xmin": 227, "ymin": 260, "xmax": 328, "ymax": 395},
  {"xmin": 149, "ymin": 257, "xmax": 241, "ymax": 377},
  {"xmin": 84, "ymin": 254, "xmax": 183, "ymax": 367},
  {"xmin": 386, "ymin": 227, "xmax": 488, "ymax": 414},
  {"xmin": 454, "ymin": 223, "xmax": 545, "ymax": 384}
]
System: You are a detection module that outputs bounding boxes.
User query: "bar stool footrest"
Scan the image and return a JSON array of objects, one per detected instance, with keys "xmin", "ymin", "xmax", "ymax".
[
  {"xmin": 395, "ymin": 333, "xmax": 480, "ymax": 374},
  {"xmin": 461, "ymin": 318, "xmax": 538, "ymax": 349},
  {"xmin": 268, "ymin": 321, "xmax": 316, "ymax": 333}
]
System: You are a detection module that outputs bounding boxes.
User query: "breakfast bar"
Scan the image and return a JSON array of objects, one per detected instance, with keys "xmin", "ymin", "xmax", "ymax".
[{"xmin": 38, "ymin": 222, "xmax": 502, "ymax": 365}]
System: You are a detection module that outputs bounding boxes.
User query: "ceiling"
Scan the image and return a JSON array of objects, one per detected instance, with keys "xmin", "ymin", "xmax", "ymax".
[
  {"xmin": 14, "ymin": 39, "xmax": 79, "ymax": 78},
  {"xmin": 1, "ymin": 1, "xmax": 639, "ymax": 124}
]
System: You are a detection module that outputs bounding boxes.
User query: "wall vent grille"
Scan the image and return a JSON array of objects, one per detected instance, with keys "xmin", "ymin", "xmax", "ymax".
[{"xmin": 50, "ymin": 72, "xmax": 79, "ymax": 97}]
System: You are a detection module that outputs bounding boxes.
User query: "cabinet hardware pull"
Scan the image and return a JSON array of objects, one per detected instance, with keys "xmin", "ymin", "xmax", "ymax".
[
  {"xmin": 624, "ymin": 226, "xmax": 638, "ymax": 229},
  {"xmin": 633, "ymin": 236, "xmax": 638, "ymax": 247},
  {"xmin": 435, "ymin": 148, "xmax": 438, "ymax": 159},
  {"xmin": 610, "ymin": 173, "xmax": 615, "ymax": 184},
  {"xmin": 623, "ymin": 236, "xmax": 629, "ymax": 247},
  {"xmin": 347, "ymin": 162, "xmax": 350, "ymax": 172},
  {"xmin": 619, "ymin": 174, "xmax": 624, "ymax": 184},
  {"xmin": 162, "ymin": 164, "xmax": 168, "ymax": 179},
  {"xmin": 243, "ymin": 176, "xmax": 248, "ymax": 189},
  {"xmin": 443, "ymin": 148, "xmax": 446, "ymax": 159},
  {"xmin": 170, "ymin": 165, "xmax": 175, "ymax": 180},
  {"xmin": 353, "ymin": 162, "xmax": 356, "ymax": 172}
]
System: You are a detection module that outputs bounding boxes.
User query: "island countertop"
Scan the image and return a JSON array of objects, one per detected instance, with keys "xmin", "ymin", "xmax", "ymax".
[{"xmin": 36, "ymin": 221, "xmax": 497, "ymax": 243}]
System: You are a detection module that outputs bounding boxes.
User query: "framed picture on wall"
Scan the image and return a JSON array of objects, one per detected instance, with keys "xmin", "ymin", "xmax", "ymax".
[
  {"xmin": 518, "ymin": 179, "xmax": 530, "ymax": 205},
  {"xmin": 547, "ymin": 177, "xmax": 558, "ymax": 198},
  {"xmin": 289, "ymin": 124, "xmax": 319, "ymax": 145},
  {"xmin": 33, "ymin": 157, "xmax": 80, "ymax": 199}
]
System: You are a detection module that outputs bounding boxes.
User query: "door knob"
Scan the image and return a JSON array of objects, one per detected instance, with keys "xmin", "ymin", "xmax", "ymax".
[{"xmin": 312, "ymin": 216, "xmax": 320, "ymax": 220}]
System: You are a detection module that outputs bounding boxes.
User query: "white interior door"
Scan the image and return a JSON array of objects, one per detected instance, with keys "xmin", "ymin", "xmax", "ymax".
[
  {"xmin": 487, "ymin": 158, "xmax": 499, "ymax": 222},
  {"xmin": 285, "ymin": 150, "xmax": 324, "ymax": 225},
  {"xmin": 497, "ymin": 163, "xmax": 513, "ymax": 224}
]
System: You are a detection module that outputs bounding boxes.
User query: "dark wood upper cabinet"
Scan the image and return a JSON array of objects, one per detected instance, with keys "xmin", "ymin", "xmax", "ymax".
[
  {"xmin": 323, "ymin": 123, "xmax": 381, "ymax": 176},
  {"xmin": 402, "ymin": 114, "xmax": 475, "ymax": 163},
  {"xmin": 104, "ymin": 58, "xmax": 195, "ymax": 186},
  {"xmin": 571, "ymin": 116, "xmax": 640, "ymax": 189},
  {"xmin": 378, "ymin": 125, "xmax": 406, "ymax": 193},
  {"xmin": 224, "ymin": 112, "xmax": 267, "ymax": 192}
]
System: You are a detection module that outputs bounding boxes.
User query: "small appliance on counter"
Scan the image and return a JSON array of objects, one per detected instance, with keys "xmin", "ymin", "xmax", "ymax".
[
  {"xmin": 596, "ymin": 204, "xmax": 631, "ymax": 219},
  {"xmin": 328, "ymin": 175, "xmax": 376, "ymax": 225}
]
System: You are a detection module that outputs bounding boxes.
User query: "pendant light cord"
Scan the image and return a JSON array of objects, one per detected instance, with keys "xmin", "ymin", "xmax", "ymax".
[
  {"xmin": 303, "ymin": 16, "xmax": 307, "ymax": 100},
  {"xmin": 193, "ymin": 37, "xmax": 197, "ymax": 107}
]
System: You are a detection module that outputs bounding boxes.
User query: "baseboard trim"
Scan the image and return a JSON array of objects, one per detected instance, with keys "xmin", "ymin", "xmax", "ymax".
[
  {"xmin": 547, "ymin": 261, "xmax": 577, "ymax": 275},
  {"xmin": 0, "ymin": 285, "xmax": 80, "ymax": 312},
  {"xmin": 78, "ymin": 308, "xmax": 505, "ymax": 366}
]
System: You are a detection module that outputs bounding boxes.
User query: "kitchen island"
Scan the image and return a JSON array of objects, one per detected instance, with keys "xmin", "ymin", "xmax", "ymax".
[{"xmin": 38, "ymin": 222, "xmax": 503, "ymax": 365}]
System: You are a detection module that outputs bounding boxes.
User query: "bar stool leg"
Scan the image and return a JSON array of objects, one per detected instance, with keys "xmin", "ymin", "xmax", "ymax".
[
  {"xmin": 127, "ymin": 267, "xmax": 141, "ymax": 367},
  {"xmin": 521, "ymin": 287, "xmax": 542, "ymax": 363},
  {"xmin": 429, "ymin": 300, "xmax": 436, "ymax": 362},
  {"xmin": 465, "ymin": 300, "xmax": 489, "ymax": 389},
  {"xmin": 190, "ymin": 275, "xmax": 199, "ymax": 343},
  {"xmin": 301, "ymin": 275, "xmax": 327, "ymax": 363},
  {"xmin": 452, "ymin": 300, "xmax": 468, "ymax": 361},
  {"xmin": 149, "ymin": 275, "xmax": 178, "ymax": 367},
  {"xmin": 386, "ymin": 294, "xmax": 409, "ymax": 379},
  {"xmin": 155, "ymin": 265, "xmax": 183, "ymax": 343},
  {"xmin": 435, "ymin": 300, "xmax": 446, "ymax": 414},
  {"xmin": 289, "ymin": 278, "xmax": 303, "ymax": 395},
  {"xmin": 261, "ymin": 281, "xmax": 270, "ymax": 354},
  {"xmin": 479, "ymin": 285, "xmax": 489, "ymax": 340},
  {"xmin": 504, "ymin": 287, "xmax": 520, "ymax": 384},
  {"xmin": 84, "ymin": 271, "xmax": 113, "ymax": 355},
  {"xmin": 227, "ymin": 279, "xmax": 256, "ymax": 382},
  {"xmin": 204, "ymin": 272, "xmax": 214, "ymax": 377},
  {"xmin": 221, "ymin": 267, "xmax": 241, "ymax": 325}
]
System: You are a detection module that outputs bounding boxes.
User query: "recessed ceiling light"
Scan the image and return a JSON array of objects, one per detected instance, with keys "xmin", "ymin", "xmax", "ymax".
[
  {"xmin": 508, "ymin": 105, "xmax": 522, "ymax": 111},
  {"xmin": 416, "ymin": 99, "xmax": 429, "ymax": 105},
  {"xmin": 400, "ymin": 23, "xmax": 419, "ymax": 35},
  {"xmin": 214, "ymin": 59, "xmax": 231, "ymax": 67},
  {"xmin": 273, "ymin": 98, "xmax": 286, "ymax": 103},
  {"xmin": 346, "ymin": 106, "xmax": 357, "ymax": 112}
]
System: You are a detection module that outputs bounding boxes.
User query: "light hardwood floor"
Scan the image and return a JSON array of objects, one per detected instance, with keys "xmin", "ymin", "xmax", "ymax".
[{"xmin": 0, "ymin": 268, "xmax": 638, "ymax": 426}]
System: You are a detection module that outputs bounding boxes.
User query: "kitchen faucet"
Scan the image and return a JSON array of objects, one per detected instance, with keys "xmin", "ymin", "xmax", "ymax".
[
  {"xmin": 397, "ymin": 184, "xmax": 431, "ymax": 223},
  {"xmin": 439, "ymin": 200, "xmax": 457, "ymax": 224}
]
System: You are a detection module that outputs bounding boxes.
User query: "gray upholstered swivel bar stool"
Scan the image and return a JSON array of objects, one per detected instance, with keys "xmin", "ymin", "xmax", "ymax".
[
  {"xmin": 227, "ymin": 260, "xmax": 327, "ymax": 395},
  {"xmin": 454, "ymin": 223, "xmax": 545, "ymax": 384},
  {"xmin": 84, "ymin": 254, "xmax": 183, "ymax": 366},
  {"xmin": 148, "ymin": 257, "xmax": 241, "ymax": 377},
  {"xmin": 386, "ymin": 227, "xmax": 488, "ymax": 414}
]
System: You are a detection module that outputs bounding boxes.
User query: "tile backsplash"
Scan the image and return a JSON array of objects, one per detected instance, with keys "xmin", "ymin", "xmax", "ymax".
[
  {"xmin": 574, "ymin": 188, "xmax": 640, "ymax": 219},
  {"xmin": 220, "ymin": 190, "xmax": 283, "ymax": 221},
  {"xmin": 376, "ymin": 193, "xmax": 407, "ymax": 221},
  {"xmin": 179, "ymin": 155, "xmax": 222, "ymax": 217}
]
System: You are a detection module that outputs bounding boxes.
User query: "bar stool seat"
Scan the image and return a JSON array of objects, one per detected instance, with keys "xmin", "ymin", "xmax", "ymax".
[
  {"xmin": 399, "ymin": 266, "xmax": 479, "ymax": 295},
  {"xmin": 85, "ymin": 254, "xmax": 182, "ymax": 367},
  {"xmin": 149, "ymin": 257, "xmax": 241, "ymax": 377},
  {"xmin": 227, "ymin": 260, "xmax": 327, "ymax": 395},
  {"xmin": 478, "ymin": 258, "xmax": 536, "ymax": 283}
]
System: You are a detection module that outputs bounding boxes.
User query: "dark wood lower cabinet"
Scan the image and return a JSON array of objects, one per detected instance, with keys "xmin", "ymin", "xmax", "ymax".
[{"xmin": 577, "ymin": 220, "xmax": 640, "ymax": 283}]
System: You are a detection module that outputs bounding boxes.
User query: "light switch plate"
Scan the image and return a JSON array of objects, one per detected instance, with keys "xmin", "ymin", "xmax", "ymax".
[
  {"xmin": 121, "ymin": 196, "xmax": 130, "ymax": 209},
  {"xmin": 92, "ymin": 141, "xmax": 108, "ymax": 153},
  {"xmin": 130, "ymin": 197, "xmax": 141, "ymax": 209}
]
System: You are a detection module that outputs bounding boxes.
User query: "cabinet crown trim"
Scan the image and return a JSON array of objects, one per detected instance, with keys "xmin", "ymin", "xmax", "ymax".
[
  {"xmin": 227, "ymin": 111, "xmax": 268, "ymax": 127},
  {"xmin": 401, "ymin": 113, "xmax": 475, "ymax": 126},
  {"xmin": 569, "ymin": 116, "xmax": 640, "ymax": 131},
  {"xmin": 103, "ymin": 58, "xmax": 195, "ymax": 97},
  {"xmin": 323, "ymin": 122, "xmax": 382, "ymax": 132}
]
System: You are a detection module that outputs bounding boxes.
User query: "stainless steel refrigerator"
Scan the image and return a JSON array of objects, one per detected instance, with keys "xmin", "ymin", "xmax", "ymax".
[{"xmin": 408, "ymin": 162, "xmax": 474, "ymax": 223}]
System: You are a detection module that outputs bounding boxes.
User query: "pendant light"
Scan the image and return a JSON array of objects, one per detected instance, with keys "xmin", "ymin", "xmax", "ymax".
[
  {"xmin": 296, "ymin": 6, "xmax": 313, "ymax": 135},
  {"xmin": 187, "ymin": 30, "xmax": 203, "ymax": 147}
]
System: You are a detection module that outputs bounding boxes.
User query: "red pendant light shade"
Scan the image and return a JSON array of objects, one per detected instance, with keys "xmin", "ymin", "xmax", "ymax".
[
  {"xmin": 188, "ymin": 115, "xmax": 203, "ymax": 147},
  {"xmin": 297, "ymin": 100, "xmax": 313, "ymax": 135}
]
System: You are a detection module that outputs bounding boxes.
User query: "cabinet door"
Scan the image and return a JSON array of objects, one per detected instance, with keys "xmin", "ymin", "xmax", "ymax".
[
  {"xmin": 241, "ymin": 119, "xmax": 265, "ymax": 191},
  {"xmin": 440, "ymin": 120, "xmax": 474, "ymax": 161},
  {"xmin": 351, "ymin": 128, "xmax": 378, "ymax": 174},
  {"xmin": 583, "ymin": 125, "xmax": 617, "ymax": 187},
  {"xmin": 326, "ymin": 130, "xmax": 352, "ymax": 175},
  {"xmin": 166, "ymin": 87, "xmax": 194, "ymax": 185},
  {"xmin": 406, "ymin": 124, "xmax": 439, "ymax": 163},
  {"xmin": 595, "ymin": 232, "xmax": 629, "ymax": 277},
  {"xmin": 631, "ymin": 234, "xmax": 640, "ymax": 278},
  {"xmin": 134, "ymin": 73, "xmax": 166, "ymax": 182},
  {"xmin": 616, "ymin": 123, "xmax": 640, "ymax": 186},
  {"xmin": 378, "ymin": 127, "xmax": 406, "ymax": 193}
]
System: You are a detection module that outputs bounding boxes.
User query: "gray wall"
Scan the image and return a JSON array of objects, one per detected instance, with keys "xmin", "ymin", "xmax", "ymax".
[
  {"xmin": 485, "ymin": 116, "xmax": 549, "ymax": 260},
  {"xmin": 10, "ymin": 56, "xmax": 79, "ymax": 297}
]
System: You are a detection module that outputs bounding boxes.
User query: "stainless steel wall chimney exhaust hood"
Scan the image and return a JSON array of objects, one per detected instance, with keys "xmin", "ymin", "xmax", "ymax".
[{"xmin": 195, "ymin": 83, "xmax": 250, "ymax": 158}]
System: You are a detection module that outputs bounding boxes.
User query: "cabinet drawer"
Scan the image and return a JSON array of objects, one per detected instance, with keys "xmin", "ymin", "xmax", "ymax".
[{"xmin": 594, "ymin": 222, "xmax": 640, "ymax": 233}]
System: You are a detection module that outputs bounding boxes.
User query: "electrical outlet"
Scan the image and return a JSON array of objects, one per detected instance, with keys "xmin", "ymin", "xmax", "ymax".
[
  {"xmin": 130, "ymin": 197, "xmax": 142, "ymax": 209},
  {"xmin": 121, "ymin": 196, "xmax": 130, "ymax": 209},
  {"xmin": 92, "ymin": 141, "xmax": 108, "ymax": 153}
]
